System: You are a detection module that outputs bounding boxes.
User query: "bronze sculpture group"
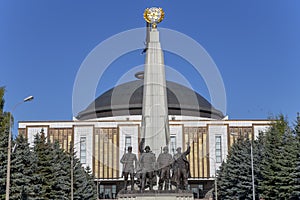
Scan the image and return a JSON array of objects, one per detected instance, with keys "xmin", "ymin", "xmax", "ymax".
[{"xmin": 120, "ymin": 142, "xmax": 190, "ymax": 191}]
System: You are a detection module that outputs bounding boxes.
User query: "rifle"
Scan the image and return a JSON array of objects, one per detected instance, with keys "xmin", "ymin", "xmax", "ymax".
[{"xmin": 139, "ymin": 138, "xmax": 145, "ymax": 154}]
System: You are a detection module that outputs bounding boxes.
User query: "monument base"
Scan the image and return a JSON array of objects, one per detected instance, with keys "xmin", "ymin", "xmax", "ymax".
[{"xmin": 117, "ymin": 190, "xmax": 194, "ymax": 200}]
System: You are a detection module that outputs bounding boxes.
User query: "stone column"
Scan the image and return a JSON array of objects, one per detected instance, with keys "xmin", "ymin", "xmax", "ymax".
[{"xmin": 142, "ymin": 28, "xmax": 170, "ymax": 156}]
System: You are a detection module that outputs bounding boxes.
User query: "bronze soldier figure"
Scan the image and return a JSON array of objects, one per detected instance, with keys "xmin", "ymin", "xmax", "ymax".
[
  {"xmin": 157, "ymin": 146, "xmax": 173, "ymax": 190},
  {"xmin": 139, "ymin": 146, "xmax": 156, "ymax": 190},
  {"xmin": 120, "ymin": 146, "xmax": 137, "ymax": 190},
  {"xmin": 173, "ymin": 143, "xmax": 190, "ymax": 190}
]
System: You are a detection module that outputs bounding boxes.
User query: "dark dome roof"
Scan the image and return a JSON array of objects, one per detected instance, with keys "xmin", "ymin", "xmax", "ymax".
[{"xmin": 77, "ymin": 80, "xmax": 224, "ymax": 120}]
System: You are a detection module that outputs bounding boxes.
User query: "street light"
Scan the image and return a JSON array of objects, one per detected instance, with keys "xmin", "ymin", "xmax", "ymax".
[
  {"xmin": 6, "ymin": 95, "xmax": 34, "ymax": 200},
  {"xmin": 230, "ymin": 132, "xmax": 255, "ymax": 200},
  {"xmin": 206, "ymin": 155, "xmax": 217, "ymax": 200}
]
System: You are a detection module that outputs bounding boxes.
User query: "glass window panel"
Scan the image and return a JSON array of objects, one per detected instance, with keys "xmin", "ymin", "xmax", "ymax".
[
  {"xmin": 100, "ymin": 185, "xmax": 104, "ymax": 190},
  {"xmin": 104, "ymin": 188, "xmax": 111, "ymax": 199},
  {"xmin": 215, "ymin": 136, "xmax": 222, "ymax": 163},
  {"xmin": 112, "ymin": 185, "xmax": 116, "ymax": 193},
  {"xmin": 80, "ymin": 137, "xmax": 87, "ymax": 164},
  {"xmin": 170, "ymin": 136, "xmax": 176, "ymax": 155},
  {"xmin": 125, "ymin": 136, "xmax": 131, "ymax": 150}
]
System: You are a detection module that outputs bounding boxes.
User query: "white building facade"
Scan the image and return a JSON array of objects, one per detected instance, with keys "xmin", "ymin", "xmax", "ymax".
[
  {"xmin": 19, "ymin": 115, "xmax": 270, "ymax": 198},
  {"xmin": 18, "ymin": 16, "xmax": 271, "ymax": 198}
]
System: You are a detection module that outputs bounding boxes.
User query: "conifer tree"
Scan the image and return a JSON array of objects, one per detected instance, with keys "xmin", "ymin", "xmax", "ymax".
[
  {"xmin": 69, "ymin": 145, "xmax": 97, "ymax": 200},
  {"xmin": 275, "ymin": 126, "xmax": 298, "ymax": 198},
  {"xmin": 10, "ymin": 135, "xmax": 37, "ymax": 200},
  {"xmin": 217, "ymin": 138, "xmax": 254, "ymax": 199},
  {"xmin": 253, "ymin": 131, "xmax": 266, "ymax": 198},
  {"xmin": 217, "ymin": 161, "xmax": 230, "ymax": 199},
  {"xmin": 0, "ymin": 87, "xmax": 11, "ymax": 198},
  {"xmin": 83, "ymin": 165, "xmax": 97, "ymax": 199},
  {"xmin": 259, "ymin": 115, "xmax": 289, "ymax": 199},
  {"xmin": 32, "ymin": 129, "xmax": 54, "ymax": 198},
  {"xmin": 290, "ymin": 114, "xmax": 300, "ymax": 199},
  {"xmin": 0, "ymin": 87, "xmax": 98, "ymax": 199},
  {"xmin": 73, "ymin": 156, "xmax": 87, "ymax": 200},
  {"xmin": 70, "ymin": 157, "xmax": 96, "ymax": 199},
  {"xmin": 218, "ymin": 133, "xmax": 265, "ymax": 200},
  {"xmin": 233, "ymin": 140, "xmax": 253, "ymax": 199},
  {"xmin": 47, "ymin": 141, "xmax": 70, "ymax": 200}
]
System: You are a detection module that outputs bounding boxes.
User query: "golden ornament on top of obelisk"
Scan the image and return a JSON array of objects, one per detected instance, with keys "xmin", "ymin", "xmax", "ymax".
[{"xmin": 143, "ymin": 7, "xmax": 164, "ymax": 28}]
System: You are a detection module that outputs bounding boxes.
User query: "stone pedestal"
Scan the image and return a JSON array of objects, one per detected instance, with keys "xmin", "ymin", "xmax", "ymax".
[{"xmin": 117, "ymin": 190, "xmax": 194, "ymax": 200}]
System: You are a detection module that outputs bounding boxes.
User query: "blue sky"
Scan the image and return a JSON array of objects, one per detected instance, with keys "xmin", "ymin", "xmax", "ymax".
[{"xmin": 1, "ymin": 1, "xmax": 300, "ymax": 134}]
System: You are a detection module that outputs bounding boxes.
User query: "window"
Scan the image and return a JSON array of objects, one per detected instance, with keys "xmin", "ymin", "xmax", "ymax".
[
  {"xmin": 112, "ymin": 185, "xmax": 116, "ymax": 199},
  {"xmin": 104, "ymin": 188, "xmax": 111, "ymax": 199},
  {"xmin": 99, "ymin": 185, "xmax": 116, "ymax": 199},
  {"xmin": 192, "ymin": 187, "xmax": 199, "ymax": 199},
  {"xmin": 99, "ymin": 185, "xmax": 104, "ymax": 199},
  {"xmin": 215, "ymin": 136, "xmax": 222, "ymax": 163},
  {"xmin": 125, "ymin": 136, "xmax": 131, "ymax": 151},
  {"xmin": 170, "ymin": 136, "xmax": 176, "ymax": 155},
  {"xmin": 80, "ymin": 137, "xmax": 86, "ymax": 163}
]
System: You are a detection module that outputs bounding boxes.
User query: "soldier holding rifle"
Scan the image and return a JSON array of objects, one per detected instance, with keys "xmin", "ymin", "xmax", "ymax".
[
  {"xmin": 173, "ymin": 142, "xmax": 190, "ymax": 190},
  {"xmin": 120, "ymin": 146, "xmax": 137, "ymax": 190},
  {"xmin": 157, "ymin": 146, "xmax": 173, "ymax": 190},
  {"xmin": 140, "ymin": 146, "xmax": 156, "ymax": 190}
]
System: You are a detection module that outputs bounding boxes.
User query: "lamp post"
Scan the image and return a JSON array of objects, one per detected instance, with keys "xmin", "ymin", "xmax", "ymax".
[
  {"xmin": 206, "ymin": 155, "xmax": 217, "ymax": 200},
  {"xmin": 6, "ymin": 95, "xmax": 34, "ymax": 200},
  {"xmin": 230, "ymin": 132, "xmax": 255, "ymax": 200}
]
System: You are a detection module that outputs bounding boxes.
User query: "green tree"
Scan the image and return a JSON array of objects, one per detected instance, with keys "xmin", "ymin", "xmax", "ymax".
[
  {"xmin": 32, "ymin": 130, "xmax": 71, "ymax": 199},
  {"xmin": 276, "ymin": 127, "xmax": 298, "ymax": 198},
  {"xmin": 259, "ymin": 115, "xmax": 291, "ymax": 199},
  {"xmin": 203, "ymin": 114, "xmax": 300, "ymax": 199},
  {"xmin": 0, "ymin": 87, "xmax": 11, "ymax": 199},
  {"xmin": 47, "ymin": 142, "xmax": 70, "ymax": 200},
  {"xmin": 32, "ymin": 129, "xmax": 54, "ymax": 199},
  {"xmin": 254, "ymin": 131, "xmax": 266, "ymax": 199},
  {"xmin": 217, "ymin": 161, "xmax": 230, "ymax": 199},
  {"xmin": 83, "ymin": 166, "xmax": 97, "ymax": 199},
  {"xmin": 217, "ymin": 138, "xmax": 256, "ymax": 199},
  {"xmin": 72, "ymin": 158, "xmax": 97, "ymax": 200},
  {"xmin": 0, "ymin": 87, "xmax": 98, "ymax": 199},
  {"xmin": 10, "ymin": 135, "xmax": 37, "ymax": 200},
  {"xmin": 290, "ymin": 114, "xmax": 300, "ymax": 199},
  {"xmin": 217, "ymin": 131, "xmax": 266, "ymax": 200},
  {"xmin": 31, "ymin": 131, "xmax": 97, "ymax": 199}
]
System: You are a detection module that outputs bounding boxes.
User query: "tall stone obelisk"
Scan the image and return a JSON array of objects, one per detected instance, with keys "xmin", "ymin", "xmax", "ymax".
[{"xmin": 141, "ymin": 7, "xmax": 170, "ymax": 156}]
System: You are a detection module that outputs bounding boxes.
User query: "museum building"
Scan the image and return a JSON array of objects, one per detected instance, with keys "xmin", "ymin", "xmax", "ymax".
[
  {"xmin": 18, "ymin": 8, "xmax": 271, "ymax": 198},
  {"xmin": 18, "ymin": 79, "xmax": 270, "ymax": 198}
]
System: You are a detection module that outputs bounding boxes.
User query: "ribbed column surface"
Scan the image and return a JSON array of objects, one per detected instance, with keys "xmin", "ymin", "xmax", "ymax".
[{"xmin": 141, "ymin": 28, "xmax": 170, "ymax": 157}]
